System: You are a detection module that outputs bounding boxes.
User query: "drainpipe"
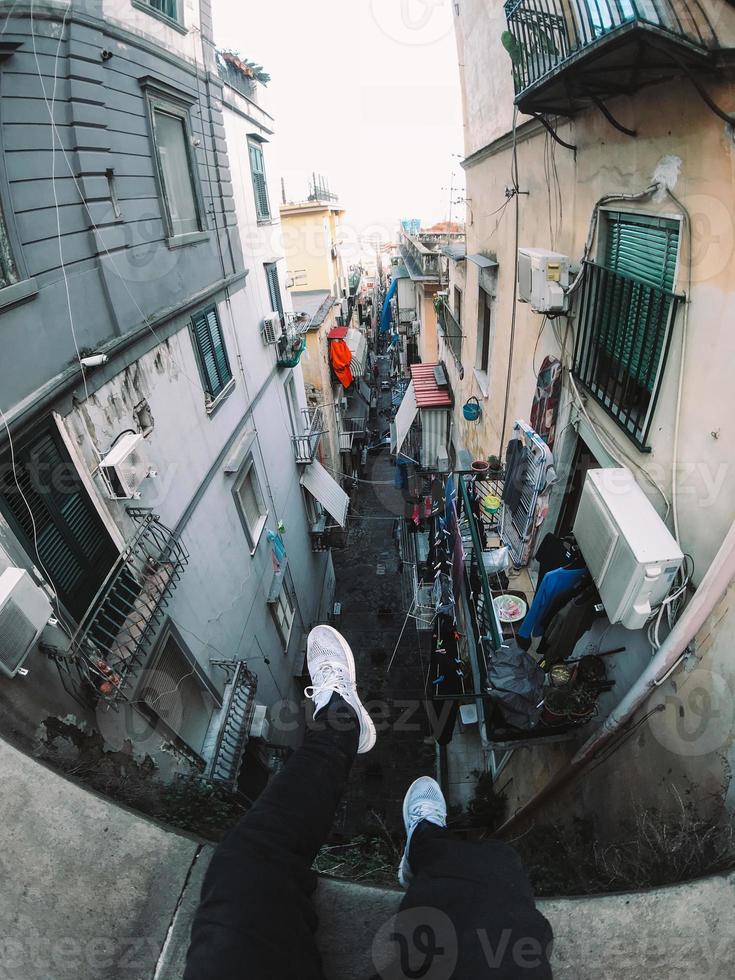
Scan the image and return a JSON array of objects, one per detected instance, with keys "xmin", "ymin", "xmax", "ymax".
[{"xmin": 496, "ymin": 517, "xmax": 735, "ymax": 836}]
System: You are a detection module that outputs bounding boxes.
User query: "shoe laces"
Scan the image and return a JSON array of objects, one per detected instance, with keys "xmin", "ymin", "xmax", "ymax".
[
  {"xmin": 407, "ymin": 799, "xmax": 445, "ymax": 830},
  {"xmin": 304, "ymin": 662, "xmax": 351, "ymax": 702}
]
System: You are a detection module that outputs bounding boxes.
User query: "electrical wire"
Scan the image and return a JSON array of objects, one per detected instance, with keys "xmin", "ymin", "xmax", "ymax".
[
  {"xmin": 498, "ymin": 108, "xmax": 521, "ymax": 457},
  {"xmin": 664, "ymin": 187, "xmax": 692, "ymax": 545}
]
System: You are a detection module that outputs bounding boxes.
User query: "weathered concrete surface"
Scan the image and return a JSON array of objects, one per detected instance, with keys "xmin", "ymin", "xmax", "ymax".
[
  {"xmin": 0, "ymin": 738, "xmax": 200, "ymax": 980},
  {"xmin": 3, "ymin": 735, "xmax": 734, "ymax": 980}
]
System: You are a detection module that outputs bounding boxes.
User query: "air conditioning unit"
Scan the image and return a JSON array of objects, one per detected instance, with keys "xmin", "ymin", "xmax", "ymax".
[
  {"xmin": 573, "ymin": 468, "xmax": 684, "ymax": 630},
  {"xmin": 517, "ymin": 248, "xmax": 570, "ymax": 313},
  {"xmin": 99, "ymin": 432, "xmax": 151, "ymax": 500},
  {"xmin": 261, "ymin": 312, "xmax": 280, "ymax": 344},
  {"xmin": 0, "ymin": 568, "xmax": 52, "ymax": 678},
  {"xmin": 250, "ymin": 704, "xmax": 270, "ymax": 741}
]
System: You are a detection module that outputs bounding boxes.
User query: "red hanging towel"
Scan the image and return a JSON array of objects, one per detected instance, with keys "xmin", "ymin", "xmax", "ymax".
[{"xmin": 330, "ymin": 339, "xmax": 353, "ymax": 388}]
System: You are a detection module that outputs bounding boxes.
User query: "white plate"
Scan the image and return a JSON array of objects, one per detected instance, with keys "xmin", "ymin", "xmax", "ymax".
[{"xmin": 493, "ymin": 594, "xmax": 528, "ymax": 624}]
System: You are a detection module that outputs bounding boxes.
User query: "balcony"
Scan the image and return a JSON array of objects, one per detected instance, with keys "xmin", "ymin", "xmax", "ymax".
[
  {"xmin": 293, "ymin": 406, "xmax": 325, "ymax": 464},
  {"xmin": 69, "ymin": 512, "xmax": 189, "ymax": 707},
  {"xmin": 572, "ymin": 261, "xmax": 682, "ymax": 449},
  {"xmin": 504, "ymin": 0, "xmax": 718, "ymax": 116},
  {"xmin": 309, "ymin": 516, "xmax": 349, "ymax": 552},
  {"xmin": 437, "ymin": 299, "xmax": 463, "ymax": 371},
  {"xmin": 207, "ymin": 660, "xmax": 258, "ymax": 793},
  {"xmin": 276, "ymin": 312, "xmax": 309, "ymax": 368},
  {"xmin": 337, "ymin": 416, "xmax": 366, "ymax": 453}
]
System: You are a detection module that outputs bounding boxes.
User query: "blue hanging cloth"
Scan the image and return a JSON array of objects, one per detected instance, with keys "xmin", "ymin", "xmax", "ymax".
[
  {"xmin": 267, "ymin": 529, "xmax": 287, "ymax": 564},
  {"xmin": 379, "ymin": 277, "xmax": 398, "ymax": 333}
]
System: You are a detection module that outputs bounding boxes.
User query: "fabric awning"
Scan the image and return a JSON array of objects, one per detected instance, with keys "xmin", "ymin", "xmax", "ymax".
[
  {"xmin": 300, "ymin": 460, "xmax": 350, "ymax": 528},
  {"xmin": 344, "ymin": 328, "xmax": 367, "ymax": 379},
  {"xmin": 391, "ymin": 380, "xmax": 419, "ymax": 455}
]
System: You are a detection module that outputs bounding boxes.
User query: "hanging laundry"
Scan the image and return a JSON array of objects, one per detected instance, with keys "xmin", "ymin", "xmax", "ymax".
[
  {"xmin": 518, "ymin": 566, "xmax": 589, "ymax": 641},
  {"xmin": 502, "ymin": 437, "xmax": 529, "ymax": 512},
  {"xmin": 530, "ymin": 356, "xmax": 562, "ymax": 449},
  {"xmin": 266, "ymin": 529, "xmax": 287, "ymax": 567},
  {"xmin": 433, "ymin": 572, "xmax": 455, "ymax": 619},
  {"xmin": 539, "ymin": 584, "xmax": 602, "ymax": 665},
  {"xmin": 411, "ymin": 503, "xmax": 421, "ymax": 526},
  {"xmin": 534, "ymin": 533, "xmax": 581, "ymax": 589},
  {"xmin": 329, "ymin": 339, "xmax": 353, "ymax": 388}
]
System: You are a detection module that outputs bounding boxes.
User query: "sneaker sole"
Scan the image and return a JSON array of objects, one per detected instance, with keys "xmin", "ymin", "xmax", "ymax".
[{"xmin": 308, "ymin": 625, "xmax": 376, "ymax": 754}]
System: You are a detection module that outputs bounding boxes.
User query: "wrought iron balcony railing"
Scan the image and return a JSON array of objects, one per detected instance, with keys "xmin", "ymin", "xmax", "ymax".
[
  {"xmin": 70, "ymin": 512, "xmax": 189, "ymax": 707},
  {"xmin": 572, "ymin": 261, "xmax": 682, "ymax": 449},
  {"xmin": 438, "ymin": 299, "xmax": 463, "ymax": 370},
  {"xmin": 293, "ymin": 406, "xmax": 325, "ymax": 464},
  {"xmin": 504, "ymin": 0, "xmax": 718, "ymax": 115},
  {"xmin": 207, "ymin": 660, "xmax": 258, "ymax": 793}
]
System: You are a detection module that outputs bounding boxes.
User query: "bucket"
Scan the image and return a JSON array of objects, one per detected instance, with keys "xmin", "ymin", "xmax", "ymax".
[
  {"xmin": 463, "ymin": 396, "xmax": 482, "ymax": 422},
  {"xmin": 481, "ymin": 493, "xmax": 501, "ymax": 517}
]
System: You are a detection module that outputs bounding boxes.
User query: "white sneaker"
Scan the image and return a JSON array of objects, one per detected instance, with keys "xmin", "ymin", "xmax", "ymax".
[
  {"xmin": 304, "ymin": 625, "xmax": 376, "ymax": 754},
  {"xmin": 398, "ymin": 776, "xmax": 447, "ymax": 887}
]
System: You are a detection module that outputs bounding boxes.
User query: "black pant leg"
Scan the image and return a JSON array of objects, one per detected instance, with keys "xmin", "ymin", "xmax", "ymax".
[
  {"xmin": 384, "ymin": 823, "xmax": 553, "ymax": 979},
  {"xmin": 184, "ymin": 695, "xmax": 359, "ymax": 980}
]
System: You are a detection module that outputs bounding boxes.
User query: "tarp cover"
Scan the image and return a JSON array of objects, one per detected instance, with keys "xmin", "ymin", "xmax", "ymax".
[
  {"xmin": 300, "ymin": 460, "xmax": 350, "ymax": 528},
  {"xmin": 486, "ymin": 641, "xmax": 547, "ymax": 730},
  {"xmin": 329, "ymin": 339, "xmax": 353, "ymax": 389},
  {"xmin": 379, "ymin": 277, "xmax": 397, "ymax": 333},
  {"xmin": 391, "ymin": 380, "xmax": 418, "ymax": 455},
  {"xmin": 344, "ymin": 328, "xmax": 367, "ymax": 379}
]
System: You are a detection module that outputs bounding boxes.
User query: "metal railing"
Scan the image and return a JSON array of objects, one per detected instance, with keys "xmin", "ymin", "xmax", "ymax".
[
  {"xmin": 458, "ymin": 476, "xmax": 504, "ymax": 661},
  {"xmin": 572, "ymin": 261, "xmax": 681, "ymax": 449},
  {"xmin": 276, "ymin": 312, "xmax": 309, "ymax": 367},
  {"xmin": 71, "ymin": 512, "xmax": 189, "ymax": 706},
  {"xmin": 438, "ymin": 299, "xmax": 463, "ymax": 370},
  {"xmin": 504, "ymin": 0, "xmax": 716, "ymax": 95},
  {"xmin": 208, "ymin": 660, "xmax": 258, "ymax": 793},
  {"xmin": 293, "ymin": 406, "xmax": 325, "ymax": 464},
  {"xmin": 337, "ymin": 416, "xmax": 366, "ymax": 452}
]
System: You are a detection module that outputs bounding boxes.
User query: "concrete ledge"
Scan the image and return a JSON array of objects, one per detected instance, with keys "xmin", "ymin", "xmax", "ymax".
[{"xmin": 2, "ymin": 737, "xmax": 733, "ymax": 980}]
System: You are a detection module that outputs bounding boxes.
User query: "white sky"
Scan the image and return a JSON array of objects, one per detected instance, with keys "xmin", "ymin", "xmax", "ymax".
[{"xmin": 213, "ymin": 0, "xmax": 465, "ymax": 242}]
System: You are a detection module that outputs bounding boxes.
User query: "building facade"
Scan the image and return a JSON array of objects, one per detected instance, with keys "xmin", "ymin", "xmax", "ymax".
[
  {"xmin": 0, "ymin": 0, "xmax": 334, "ymax": 794},
  {"xmin": 441, "ymin": 0, "xmax": 735, "ymax": 831}
]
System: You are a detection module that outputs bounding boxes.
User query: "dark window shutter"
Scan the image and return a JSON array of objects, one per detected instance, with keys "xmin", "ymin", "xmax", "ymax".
[
  {"xmin": 249, "ymin": 142, "xmax": 271, "ymax": 221},
  {"xmin": 601, "ymin": 213, "xmax": 679, "ymax": 389},
  {"xmin": 192, "ymin": 306, "xmax": 232, "ymax": 399},
  {"xmin": 0, "ymin": 428, "xmax": 118, "ymax": 620},
  {"xmin": 265, "ymin": 263, "xmax": 283, "ymax": 316}
]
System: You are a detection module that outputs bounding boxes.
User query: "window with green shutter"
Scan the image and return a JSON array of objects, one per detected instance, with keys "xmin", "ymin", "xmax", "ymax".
[
  {"xmin": 573, "ymin": 211, "xmax": 681, "ymax": 448},
  {"xmin": 248, "ymin": 140, "xmax": 271, "ymax": 222},
  {"xmin": 191, "ymin": 305, "xmax": 233, "ymax": 402},
  {"xmin": 264, "ymin": 262, "xmax": 283, "ymax": 316},
  {"xmin": 0, "ymin": 426, "xmax": 119, "ymax": 621}
]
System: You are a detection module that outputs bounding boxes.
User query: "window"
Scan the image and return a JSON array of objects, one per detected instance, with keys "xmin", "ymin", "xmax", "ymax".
[
  {"xmin": 191, "ymin": 305, "xmax": 233, "ymax": 403},
  {"xmin": 0, "ymin": 425, "xmax": 119, "ymax": 621},
  {"xmin": 249, "ymin": 140, "xmax": 271, "ymax": 222},
  {"xmin": 233, "ymin": 455, "xmax": 268, "ymax": 551},
  {"xmin": 147, "ymin": 0, "xmax": 179, "ymax": 20},
  {"xmin": 476, "ymin": 288, "xmax": 493, "ymax": 375},
  {"xmin": 573, "ymin": 211, "xmax": 681, "ymax": 447},
  {"xmin": 150, "ymin": 102, "xmax": 203, "ymax": 242},
  {"xmin": 272, "ymin": 584, "xmax": 295, "ymax": 647},
  {"xmin": 265, "ymin": 262, "xmax": 283, "ymax": 317},
  {"xmin": 0, "ymin": 201, "xmax": 19, "ymax": 291},
  {"xmin": 453, "ymin": 285, "xmax": 462, "ymax": 324},
  {"xmin": 137, "ymin": 628, "xmax": 218, "ymax": 756},
  {"xmin": 303, "ymin": 488, "xmax": 324, "ymax": 527}
]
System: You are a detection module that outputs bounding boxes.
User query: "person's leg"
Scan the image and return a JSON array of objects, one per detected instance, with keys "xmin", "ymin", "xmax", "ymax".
[
  {"xmin": 185, "ymin": 626, "xmax": 376, "ymax": 980},
  {"xmin": 386, "ymin": 778, "xmax": 553, "ymax": 979}
]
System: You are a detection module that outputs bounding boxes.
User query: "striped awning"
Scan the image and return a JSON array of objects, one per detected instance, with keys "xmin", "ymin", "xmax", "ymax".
[
  {"xmin": 345, "ymin": 328, "xmax": 367, "ymax": 379},
  {"xmin": 300, "ymin": 460, "xmax": 350, "ymax": 528},
  {"xmin": 391, "ymin": 380, "xmax": 419, "ymax": 456}
]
